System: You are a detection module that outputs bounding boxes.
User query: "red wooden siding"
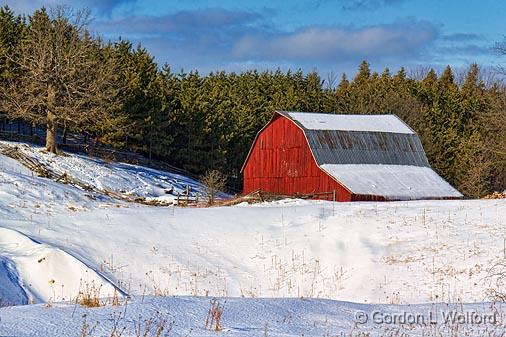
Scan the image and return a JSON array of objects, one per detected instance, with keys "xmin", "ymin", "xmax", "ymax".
[
  {"xmin": 352, "ymin": 194, "xmax": 386, "ymax": 202},
  {"xmin": 242, "ymin": 114, "xmax": 352, "ymax": 201}
]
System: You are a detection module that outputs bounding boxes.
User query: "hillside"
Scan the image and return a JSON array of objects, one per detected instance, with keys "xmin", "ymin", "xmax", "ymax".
[
  {"xmin": 0, "ymin": 142, "xmax": 506, "ymax": 337},
  {"xmin": 1, "ymin": 141, "xmax": 506, "ymax": 335},
  {"xmin": 0, "ymin": 141, "xmax": 208, "ymax": 203}
]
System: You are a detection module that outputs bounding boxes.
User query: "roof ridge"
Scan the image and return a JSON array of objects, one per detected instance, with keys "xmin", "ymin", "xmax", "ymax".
[
  {"xmin": 276, "ymin": 110, "xmax": 414, "ymax": 134},
  {"xmin": 277, "ymin": 110, "xmax": 399, "ymax": 116}
]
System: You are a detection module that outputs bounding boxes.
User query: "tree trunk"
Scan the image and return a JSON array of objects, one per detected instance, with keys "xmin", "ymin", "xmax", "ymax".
[
  {"xmin": 46, "ymin": 84, "xmax": 57, "ymax": 154},
  {"xmin": 46, "ymin": 112, "xmax": 57, "ymax": 153},
  {"xmin": 62, "ymin": 125, "xmax": 67, "ymax": 145}
]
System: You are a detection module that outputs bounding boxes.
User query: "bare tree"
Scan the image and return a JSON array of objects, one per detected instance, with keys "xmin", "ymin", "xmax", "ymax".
[
  {"xmin": 495, "ymin": 37, "xmax": 506, "ymax": 76},
  {"xmin": 200, "ymin": 170, "xmax": 227, "ymax": 205},
  {"xmin": 325, "ymin": 71, "xmax": 338, "ymax": 90},
  {"xmin": 0, "ymin": 7, "xmax": 119, "ymax": 153},
  {"xmin": 480, "ymin": 66, "xmax": 501, "ymax": 88},
  {"xmin": 408, "ymin": 65, "xmax": 432, "ymax": 81}
]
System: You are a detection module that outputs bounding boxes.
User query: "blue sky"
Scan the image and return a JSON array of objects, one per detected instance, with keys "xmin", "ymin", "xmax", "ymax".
[{"xmin": 6, "ymin": 0, "xmax": 504, "ymax": 76}]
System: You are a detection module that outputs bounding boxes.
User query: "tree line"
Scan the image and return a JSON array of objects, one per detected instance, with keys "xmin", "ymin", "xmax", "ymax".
[{"xmin": 0, "ymin": 6, "xmax": 505, "ymax": 197}]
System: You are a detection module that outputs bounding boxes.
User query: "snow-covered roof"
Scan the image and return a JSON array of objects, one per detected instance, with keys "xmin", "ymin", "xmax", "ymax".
[
  {"xmin": 321, "ymin": 164, "xmax": 463, "ymax": 200},
  {"xmin": 282, "ymin": 111, "xmax": 414, "ymax": 134}
]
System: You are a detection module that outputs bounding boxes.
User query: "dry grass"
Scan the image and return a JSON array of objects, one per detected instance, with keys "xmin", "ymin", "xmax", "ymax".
[
  {"xmin": 205, "ymin": 298, "xmax": 225, "ymax": 331},
  {"xmin": 78, "ymin": 311, "xmax": 172, "ymax": 337},
  {"xmin": 79, "ymin": 314, "xmax": 99, "ymax": 337},
  {"xmin": 76, "ymin": 281, "xmax": 103, "ymax": 308},
  {"xmin": 102, "ymin": 288, "xmax": 123, "ymax": 307},
  {"xmin": 108, "ymin": 312, "xmax": 127, "ymax": 337},
  {"xmin": 134, "ymin": 311, "xmax": 171, "ymax": 337}
]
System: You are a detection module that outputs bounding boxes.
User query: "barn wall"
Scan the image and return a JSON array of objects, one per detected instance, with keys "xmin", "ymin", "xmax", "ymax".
[
  {"xmin": 243, "ymin": 115, "xmax": 351, "ymax": 201},
  {"xmin": 351, "ymin": 194, "xmax": 386, "ymax": 202}
]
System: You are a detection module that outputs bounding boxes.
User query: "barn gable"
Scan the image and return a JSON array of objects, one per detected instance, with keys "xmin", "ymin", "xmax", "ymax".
[
  {"xmin": 242, "ymin": 111, "xmax": 462, "ymax": 201},
  {"xmin": 241, "ymin": 112, "xmax": 352, "ymax": 199}
]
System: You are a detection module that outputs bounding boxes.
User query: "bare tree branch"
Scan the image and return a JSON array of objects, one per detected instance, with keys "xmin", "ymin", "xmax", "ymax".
[{"xmin": 0, "ymin": 6, "xmax": 121, "ymax": 153}]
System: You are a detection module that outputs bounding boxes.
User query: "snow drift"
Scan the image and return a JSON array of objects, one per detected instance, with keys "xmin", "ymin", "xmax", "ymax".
[{"xmin": 0, "ymin": 227, "xmax": 118, "ymax": 304}]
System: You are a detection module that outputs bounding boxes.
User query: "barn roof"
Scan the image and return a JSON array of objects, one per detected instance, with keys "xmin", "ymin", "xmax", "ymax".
[
  {"xmin": 283, "ymin": 111, "xmax": 414, "ymax": 133},
  {"xmin": 321, "ymin": 164, "xmax": 462, "ymax": 200},
  {"xmin": 277, "ymin": 111, "xmax": 429, "ymax": 167}
]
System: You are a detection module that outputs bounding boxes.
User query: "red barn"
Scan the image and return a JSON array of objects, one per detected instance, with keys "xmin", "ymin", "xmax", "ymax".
[{"xmin": 241, "ymin": 111, "xmax": 462, "ymax": 201}]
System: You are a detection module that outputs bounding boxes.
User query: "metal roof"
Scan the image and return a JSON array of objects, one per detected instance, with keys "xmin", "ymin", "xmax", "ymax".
[
  {"xmin": 284, "ymin": 111, "xmax": 414, "ymax": 134},
  {"xmin": 321, "ymin": 164, "xmax": 463, "ymax": 200},
  {"xmin": 278, "ymin": 111, "xmax": 430, "ymax": 167}
]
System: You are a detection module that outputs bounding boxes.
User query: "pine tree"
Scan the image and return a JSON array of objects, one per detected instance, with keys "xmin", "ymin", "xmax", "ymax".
[
  {"xmin": 460, "ymin": 63, "xmax": 485, "ymax": 128},
  {"xmin": 349, "ymin": 60, "xmax": 374, "ymax": 113},
  {"xmin": 0, "ymin": 6, "xmax": 24, "ymax": 84},
  {"xmin": 334, "ymin": 73, "xmax": 350, "ymax": 113},
  {"xmin": 354, "ymin": 60, "xmax": 371, "ymax": 84}
]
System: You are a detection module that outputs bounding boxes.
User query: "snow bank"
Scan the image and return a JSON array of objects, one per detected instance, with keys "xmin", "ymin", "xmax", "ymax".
[
  {"xmin": 0, "ymin": 256, "xmax": 27, "ymax": 305},
  {"xmin": 0, "ymin": 227, "xmax": 118, "ymax": 304}
]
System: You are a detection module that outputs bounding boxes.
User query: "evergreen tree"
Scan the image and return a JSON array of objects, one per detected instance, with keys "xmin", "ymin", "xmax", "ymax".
[
  {"xmin": 0, "ymin": 6, "xmax": 24, "ymax": 84},
  {"xmin": 0, "ymin": 6, "xmax": 24, "ymax": 125}
]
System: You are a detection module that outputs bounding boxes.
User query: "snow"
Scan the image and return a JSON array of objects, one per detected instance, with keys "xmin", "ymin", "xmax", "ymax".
[
  {"xmin": 0, "ymin": 227, "xmax": 118, "ymax": 304},
  {"xmin": 1, "ymin": 140, "xmax": 506, "ymax": 336},
  {"xmin": 285, "ymin": 111, "xmax": 414, "ymax": 133},
  {"xmin": 0, "ymin": 255, "xmax": 27, "ymax": 305},
  {"xmin": 1, "ymin": 296, "xmax": 504, "ymax": 337},
  {"xmin": 3, "ymin": 141, "xmax": 209, "ymax": 202},
  {"xmin": 321, "ymin": 164, "xmax": 463, "ymax": 200}
]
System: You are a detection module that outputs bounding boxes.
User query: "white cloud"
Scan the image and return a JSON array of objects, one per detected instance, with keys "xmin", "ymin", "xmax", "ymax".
[{"xmin": 232, "ymin": 21, "xmax": 438, "ymax": 62}]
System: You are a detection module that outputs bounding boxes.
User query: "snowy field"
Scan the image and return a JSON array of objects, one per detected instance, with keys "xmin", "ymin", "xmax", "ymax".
[
  {"xmin": 2, "ymin": 296, "xmax": 505, "ymax": 337},
  {"xmin": 1, "ymin": 141, "xmax": 506, "ymax": 336}
]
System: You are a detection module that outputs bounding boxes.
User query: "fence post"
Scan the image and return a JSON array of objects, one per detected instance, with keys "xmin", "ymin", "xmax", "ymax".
[{"xmin": 332, "ymin": 190, "xmax": 336, "ymax": 216}]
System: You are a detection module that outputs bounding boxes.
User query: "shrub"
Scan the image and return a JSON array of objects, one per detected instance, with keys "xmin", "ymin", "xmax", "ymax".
[{"xmin": 200, "ymin": 170, "xmax": 227, "ymax": 205}]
